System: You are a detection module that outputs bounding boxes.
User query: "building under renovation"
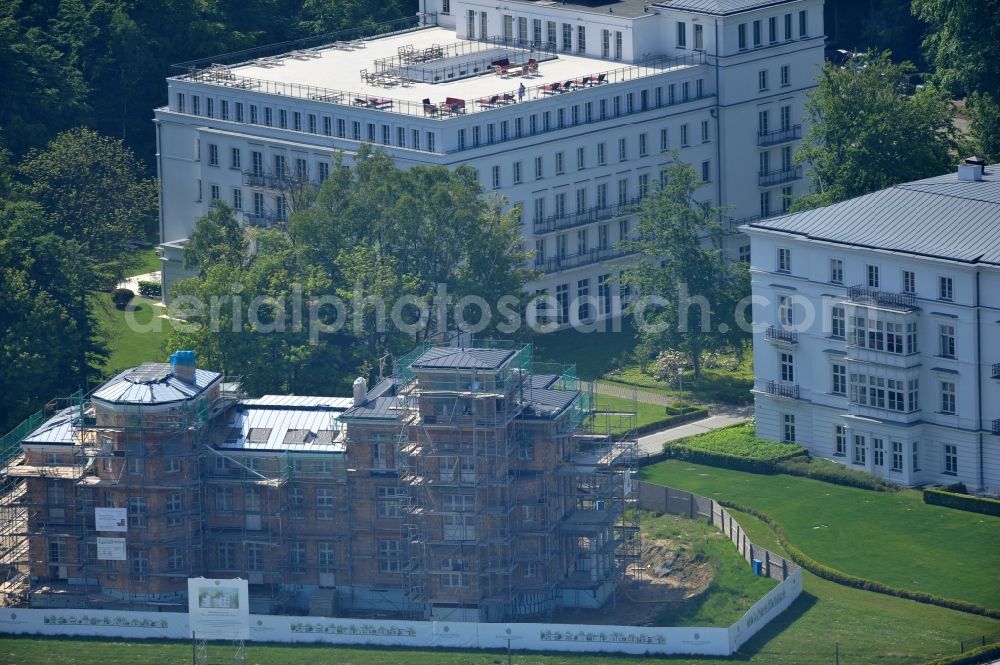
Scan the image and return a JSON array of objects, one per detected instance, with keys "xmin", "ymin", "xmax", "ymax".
[{"xmin": 0, "ymin": 342, "xmax": 637, "ymax": 621}]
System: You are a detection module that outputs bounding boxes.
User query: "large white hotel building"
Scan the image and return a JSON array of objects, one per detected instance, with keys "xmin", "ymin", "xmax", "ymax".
[
  {"xmin": 747, "ymin": 160, "xmax": 1000, "ymax": 492},
  {"xmin": 155, "ymin": 0, "xmax": 824, "ymax": 313}
]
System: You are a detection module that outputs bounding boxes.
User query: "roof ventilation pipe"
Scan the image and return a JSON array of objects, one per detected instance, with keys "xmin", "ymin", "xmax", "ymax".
[{"xmin": 353, "ymin": 377, "xmax": 368, "ymax": 406}]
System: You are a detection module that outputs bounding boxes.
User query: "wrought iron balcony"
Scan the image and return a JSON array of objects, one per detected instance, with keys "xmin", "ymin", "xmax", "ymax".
[
  {"xmin": 994, "ymin": 419, "xmax": 1000, "ymax": 435},
  {"xmin": 757, "ymin": 124, "xmax": 802, "ymax": 147},
  {"xmin": 533, "ymin": 196, "xmax": 645, "ymax": 235},
  {"xmin": 847, "ymin": 285, "xmax": 917, "ymax": 311},
  {"xmin": 992, "ymin": 363, "xmax": 1000, "ymax": 379},
  {"xmin": 764, "ymin": 380, "xmax": 800, "ymax": 400},
  {"xmin": 242, "ymin": 170, "xmax": 315, "ymax": 190},
  {"xmin": 765, "ymin": 325, "xmax": 798, "ymax": 345},
  {"xmin": 758, "ymin": 166, "xmax": 803, "ymax": 187},
  {"xmin": 537, "ymin": 246, "xmax": 637, "ymax": 274}
]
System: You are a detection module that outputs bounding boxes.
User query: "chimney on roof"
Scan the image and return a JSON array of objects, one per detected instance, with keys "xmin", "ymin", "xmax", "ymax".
[
  {"xmin": 353, "ymin": 377, "xmax": 368, "ymax": 407},
  {"xmin": 958, "ymin": 156, "xmax": 985, "ymax": 182},
  {"xmin": 169, "ymin": 350, "xmax": 196, "ymax": 383}
]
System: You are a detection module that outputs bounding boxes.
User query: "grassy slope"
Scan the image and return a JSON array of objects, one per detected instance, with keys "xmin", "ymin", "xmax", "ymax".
[
  {"xmin": 124, "ymin": 247, "xmax": 162, "ymax": 276},
  {"xmin": 640, "ymin": 460, "xmax": 1000, "ymax": 609},
  {"xmin": 92, "ymin": 293, "xmax": 168, "ymax": 376},
  {"xmin": 531, "ymin": 326, "xmax": 637, "ymax": 381},
  {"xmin": 641, "ymin": 511, "xmax": 777, "ymax": 627},
  {"xmin": 589, "ymin": 392, "xmax": 668, "ymax": 433}
]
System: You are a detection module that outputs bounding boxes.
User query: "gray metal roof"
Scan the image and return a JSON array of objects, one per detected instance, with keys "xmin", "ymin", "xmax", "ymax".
[
  {"xmin": 527, "ymin": 374, "xmax": 560, "ymax": 390},
  {"xmin": 21, "ymin": 408, "xmax": 77, "ymax": 445},
  {"xmin": 525, "ymin": 0, "xmax": 652, "ymax": 19},
  {"xmin": 522, "ymin": 388, "xmax": 579, "ymax": 418},
  {"xmin": 653, "ymin": 0, "xmax": 799, "ymax": 15},
  {"xmin": 92, "ymin": 363, "xmax": 222, "ymax": 405},
  {"xmin": 410, "ymin": 347, "xmax": 515, "ymax": 371},
  {"xmin": 239, "ymin": 395, "xmax": 352, "ymax": 410},
  {"xmin": 746, "ymin": 165, "xmax": 1000, "ymax": 266},
  {"xmin": 219, "ymin": 405, "xmax": 344, "ymax": 452},
  {"xmin": 339, "ymin": 395, "xmax": 406, "ymax": 421}
]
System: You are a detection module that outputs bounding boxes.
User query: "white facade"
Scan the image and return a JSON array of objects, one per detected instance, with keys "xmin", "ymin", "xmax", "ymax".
[
  {"xmin": 746, "ymin": 164, "xmax": 1000, "ymax": 491},
  {"xmin": 155, "ymin": 0, "xmax": 824, "ymax": 313}
]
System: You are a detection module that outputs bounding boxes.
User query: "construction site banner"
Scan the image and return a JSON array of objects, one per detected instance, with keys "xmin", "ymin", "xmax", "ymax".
[
  {"xmin": 94, "ymin": 507, "xmax": 127, "ymax": 532},
  {"xmin": 187, "ymin": 578, "xmax": 250, "ymax": 640},
  {"xmin": 96, "ymin": 537, "xmax": 126, "ymax": 561}
]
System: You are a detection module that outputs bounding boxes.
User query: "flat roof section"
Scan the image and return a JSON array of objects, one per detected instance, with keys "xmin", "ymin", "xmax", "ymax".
[
  {"xmin": 653, "ymin": 0, "xmax": 801, "ymax": 15},
  {"xmin": 176, "ymin": 27, "xmax": 702, "ymax": 119}
]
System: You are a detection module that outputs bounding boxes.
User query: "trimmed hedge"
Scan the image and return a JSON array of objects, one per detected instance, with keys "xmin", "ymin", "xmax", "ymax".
[
  {"xmin": 137, "ymin": 280, "xmax": 161, "ymax": 298},
  {"xmin": 922, "ymin": 642, "xmax": 1000, "ymax": 665},
  {"xmin": 720, "ymin": 500, "xmax": 1000, "ymax": 620},
  {"xmin": 924, "ymin": 488, "xmax": 1000, "ymax": 517}
]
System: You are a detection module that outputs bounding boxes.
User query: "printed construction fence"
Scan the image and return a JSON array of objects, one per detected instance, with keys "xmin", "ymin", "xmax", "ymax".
[{"xmin": 0, "ymin": 482, "xmax": 801, "ymax": 656}]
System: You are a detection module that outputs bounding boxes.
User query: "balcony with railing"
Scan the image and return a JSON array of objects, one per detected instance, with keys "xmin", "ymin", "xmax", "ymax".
[
  {"xmin": 992, "ymin": 363, "xmax": 1000, "ymax": 380},
  {"xmin": 758, "ymin": 166, "xmax": 803, "ymax": 187},
  {"xmin": 846, "ymin": 285, "xmax": 918, "ymax": 312},
  {"xmin": 537, "ymin": 246, "xmax": 637, "ymax": 274},
  {"xmin": 765, "ymin": 325, "xmax": 798, "ymax": 346},
  {"xmin": 757, "ymin": 124, "xmax": 802, "ymax": 147},
  {"xmin": 533, "ymin": 196, "xmax": 645, "ymax": 235},
  {"xmin": 243, "ymin": 171, "xmax": 288, "ymax": 189},
  {"xmin": 764, "ymin": 380, "xmax": 800, "ymax": 400},
  {"xmin": 244, "ymin": 211, "xmax": 281, "ymax": 227},
  {"xmin": 993, "ymin": 419, "xmax": 1000, "ymax": 435}
]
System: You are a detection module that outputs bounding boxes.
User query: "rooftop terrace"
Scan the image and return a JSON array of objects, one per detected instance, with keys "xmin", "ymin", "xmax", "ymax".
[{"xmin": 171, "ymin": 25, "xmax": 704, "ymax": 119}]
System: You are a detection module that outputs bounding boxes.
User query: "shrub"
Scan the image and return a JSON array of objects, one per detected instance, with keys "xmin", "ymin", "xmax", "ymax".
[
  {"xmin": 111, "ymin": 288, "xmax": 134, "ymax": 310},
  {"xmin": 923, "ymin": 487, "xmax": 1000, "ymax": 517},
  {"xmin": 721, "ymin": 501, "xmax": 1000, "ymax": 620},
  {"xmin": 137, "ymin": 280, "xmax": 161, "ymax": 298}
]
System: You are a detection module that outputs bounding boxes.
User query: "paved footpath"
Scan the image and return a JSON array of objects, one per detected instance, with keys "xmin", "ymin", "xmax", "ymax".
[{"xmin": 636, "ymin": 405, "xmax": 753, "ymax": 457}]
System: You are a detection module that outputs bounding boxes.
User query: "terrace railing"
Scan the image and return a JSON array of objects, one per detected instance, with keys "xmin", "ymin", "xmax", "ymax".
[
  {"xmin": 993, "ymin": 419, "xmax": 1000, "ymax": 435},
  {"xmin": 765, "ymin": 325, "xmax": 798, "ymax": 345},
  {"xmin": 764, "ymin": 380, "xmax": 800, "ymax": 400},
  {"xmin": 171, "ymin": 51, "xmax": 707, "ymax": 121},
  {"xmin": 533, "ymin": 196, "xmax": 645, "ymax": 235},
  {"xmin": 992, "ymin": 363, "xmax": 1000, "ymax": 379},
  {"xmin": 538, "ymin": 246, "xmax": 637, "ymax": 274},
  {"xmin": 757, "ymin": 124, "xmax": 802, "ymax": 147},
  {"xmin": 847, "ymin": 285, "xmax": 917, "ymax": 311},
  {"xmin": 758, "ymin": 166, "xmax": 803, "ymax": 187},
  {"xmin": 171, "ymin": 15, "xmax": 435, "ymax": 73}
]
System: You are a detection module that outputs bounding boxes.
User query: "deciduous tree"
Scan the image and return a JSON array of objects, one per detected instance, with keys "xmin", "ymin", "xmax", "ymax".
[
  {"xmin": 796, "ymin": 50, "xmax": 957, "ymax": 209},
  {"xmin": 622, "ymin": 158, "xmax": 749, "ymax": 378}
]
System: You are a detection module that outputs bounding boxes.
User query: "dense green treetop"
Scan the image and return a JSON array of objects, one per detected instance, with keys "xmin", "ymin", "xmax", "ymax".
[{"xmin": 796, "ymin": 50, "xmax": 957, "ymax": 209}]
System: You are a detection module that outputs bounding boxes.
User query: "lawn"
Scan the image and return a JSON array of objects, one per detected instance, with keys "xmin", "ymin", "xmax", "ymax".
[
  {"xmin": 588, "ymin": 392, "xmax": 670, "ymax": 434},
  {"xmin": 124, "ymin": 247, "xmax": 161, "ymax": 277},
  {"xmin": 92, "ymin": 293, "xmax": 169, "ymax": 376},
  {"xmin": 640, "ymin": 460, "xmax": 1000, "ymax": 609}
]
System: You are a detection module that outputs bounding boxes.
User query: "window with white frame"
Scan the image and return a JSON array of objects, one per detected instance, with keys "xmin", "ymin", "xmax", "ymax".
[
  {"xmin": 867, "ymin": 264, "xmax": 880, "ymax": 287},
  {"xmin": 873, "ymin": 438, "xmax": 885, "ymax": 467},
  {"xmin": 780, "ymin": 65, "xmax": 790, "ymax": 86},
  {"xmin": 832, "ymin": 363, "xmax": 846, "ymax": 395},
  {"xmin": 938, "ymin": 324, "xmax": 956, "ymax": 358},
  {"xmin": 943, "ymin": 444, "xmax": 957, "ymax": 474},
  {"xmin": 940, "ymin": 381, "xmax": 956, "ymax": 414},
  {"xmin": 902, "ymin": 270, "xmax": 916, "ymax": 294},
  {"xmin": 939, "ymin": 276, "xmax": 954, "ymax": 301},
  {"xmin": 891, "ymin": 441, "xmax": 903, "ymax": 472},
  {"xmin": 834, "ymin": 424, "xmax": 847, "ymax": 456},
  {"xmin": 782, "ymin": 414, "xmax": 795, "ymax": 443},
  {"xmin": 831, "ymin": 305, "xmax": 846, "ymax": 339},
  {"xmin": 777, "ymin": 247, "xmax": 791, "ymax": 273},
  {"xmin": 853, "ymin": 435, "xmax": 866, "ymax": 464},
  {"xmin": 780, "ymin": 352, "xmax": 794, "ymax": 382},
  {"xmin": 379, "ymin": 540, "xmax": 401, "ymax": 572},
  {"xmin": 758, "ymin": 70, "xmax": 769, "ymax": 91}
]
